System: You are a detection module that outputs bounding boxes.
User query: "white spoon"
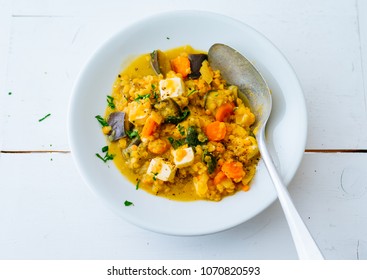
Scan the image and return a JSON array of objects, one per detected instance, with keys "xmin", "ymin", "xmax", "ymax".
[{"xmin": 208, "ymin": 43, "xmax": 324, "ymax": 260}]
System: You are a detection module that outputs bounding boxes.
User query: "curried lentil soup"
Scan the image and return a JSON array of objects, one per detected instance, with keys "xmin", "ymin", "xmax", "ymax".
[{"xmin": 98, "ymin": 45, "xmax": 260, "ymax": 201}]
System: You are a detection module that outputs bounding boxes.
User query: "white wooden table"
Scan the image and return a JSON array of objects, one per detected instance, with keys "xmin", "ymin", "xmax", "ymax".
[{"xmin": 1, "ymin": 0, "xmax": 367, "ymax": 260}]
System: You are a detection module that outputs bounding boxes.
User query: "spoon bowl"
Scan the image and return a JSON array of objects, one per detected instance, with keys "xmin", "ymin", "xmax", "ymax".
[
  {"xmin": 208, "ymin": 43, "xmax": 271, "ymax": 132},
  {"xmin": 208, "ymin": 43, "xmax": 324, "ymax": 260}
]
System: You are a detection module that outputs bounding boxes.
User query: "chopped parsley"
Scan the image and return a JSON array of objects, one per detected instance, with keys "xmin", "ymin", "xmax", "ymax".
[
  {"xmin": 185, "ymin": 126, "xmax": 200, "ymax": 147},
  {"xmin": 124, "ymin": 200, "xmax": 134, "ymax": 206},
  {"xmin": 177, "ymin": 124, "xmax": 185, "ymax": 136},
  {"xmin": 134, "ymin": 93, "xmax": 150, "ymax": 102},
  {"xmin": 152, "ymin": 172, "xmax": 158, "ymax": 181},
  {"xmin": 151, "ymin": 84, "xmax": 159, "ymax": 100},
  {"xmin": 95, "ymin": 115, "xmax": 109, "ymax": 127},
  {"xmin": 187, "ymin": 89, "xmax": 197, "ymax": 97},
  {"xmin": 135, "ymin": 179, "xmax": 140, "ymax": 190},
  {"xmin": 38, "ymin": 113, "xmax": 51, "ymax": 122},
  {"xmin": 96, "ymin": 146, "xmax": 115, "ymax": 163},
  {"xmin": 126, "ymin": 129, "xmax": 139, "ymax": 139},
  {"xmin": 202, "ymin": 150, "xmax": 217, "ymax": 174},
  {"xmin": 168, "ymin": 137, "xmax": 185, "ymax": 149},
  {"xmin": 165, "ymin": 108, "xmax": 190, "ymax": 124},
  {"xmin": 107, "ymin": 95, "xmax": 115, "ymax": 109}
]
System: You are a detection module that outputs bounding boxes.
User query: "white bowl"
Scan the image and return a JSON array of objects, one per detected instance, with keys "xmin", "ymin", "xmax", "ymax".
[{"xmin": 68, "ymin": 10, "xmax": 307, "ymax": 236}]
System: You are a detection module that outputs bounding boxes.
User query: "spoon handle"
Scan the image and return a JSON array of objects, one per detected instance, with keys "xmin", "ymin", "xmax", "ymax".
[{"xmin": 258, "ymin": 130, "xmax": 324, "ymax": 260}]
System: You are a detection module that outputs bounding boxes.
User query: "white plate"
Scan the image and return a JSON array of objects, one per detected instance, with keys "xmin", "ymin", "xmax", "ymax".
[{"xmin": 68, "ymin": 10, "xmax": 307, "ymax": 236}]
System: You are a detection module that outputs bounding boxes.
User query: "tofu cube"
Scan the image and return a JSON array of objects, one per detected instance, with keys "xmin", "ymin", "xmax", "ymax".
[
  {"xmin": 147, "ymin": 157, "xmax": 176, "ymax": 181},
  {"xmin": 171, "ymin": 147, "xmax": 194, "ymax": 168},
  {"xmin": 159, "ymin": 77, "xmax": 185, "ymax": 100}
]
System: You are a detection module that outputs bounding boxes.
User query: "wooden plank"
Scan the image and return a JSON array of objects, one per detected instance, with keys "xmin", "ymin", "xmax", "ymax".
[
  {"xmin": 357, "ymin": 0, "xmax": 367, "ymax": 135},
  {"xmin": 290, "ymin": 152, "xmax": 367, "ymax": 260},
  {"xmin": 1, "ymin": 152, "xmax": 366, "ymax": 259},
  {"xmin": 1, "ymin": 0, "xmax": 365, "ymax": 150},
  {"xmin": 0, "ymin": 0, "xmax": 12, "ymax": 149},
  {"xmin": 0, "ymin": 152, "xmax": 295, "ymax": 259}
]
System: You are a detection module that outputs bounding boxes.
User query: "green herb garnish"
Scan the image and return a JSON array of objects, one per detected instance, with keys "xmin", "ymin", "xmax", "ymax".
[
  {"xmin": 124, "ymin": 200, "xmax": 134, "ymax": 206},
  {"xmin": 151, "ymin": 84, "xmax": 159, "ymax": 100},
  {"xmin": 38, "ymin": 113, "xmax": 51, "ymax": 122},
  {"xmin": 107, "ymin": 95, "xmax": 115, "ymax": 109},
  {"xmin": 96, "ymin": 146, "xmax": 115, "ymax": 163},
  {"xmin": 185, "ymin": 126, "xmax": 200, "ymax": 147},
  {"xmin": 152, "ymin": 172, "xmax": 158, "ymax": 181},
  {"xmin": 126, "ymin": 130, "xmax": 139, "ymax": 139},
  {"xmin": 165, "ymin": 108, "xmax": 190, "ymax": 125},
  {"xmin": 134, "ymin": 93, "xmax": 151, "ymax": 102},
  {"xmin": 203, "ymin": 150, "xmax": 217, "ymax": 174},
  {"xmin": 168, "ymin": 137, "xmax": 185, "ymax": 149},
  {"xmin": 187, "ymin": 89, "xmax": 197, "ymax": 97},
  {"xmin": 177, "ymin": 124, "xmax": 185, "ymax": 136},
  {"xmin": 136, "ymin": 179, "xmax": 140, "ymax": 190},
  {"xmin": 95, "ymin": 115, "xmax": 109, "ymax": 127}
]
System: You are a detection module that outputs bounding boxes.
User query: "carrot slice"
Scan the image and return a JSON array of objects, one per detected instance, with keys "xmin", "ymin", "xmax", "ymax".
[
  {"xmin": 214, "ymin": 171, "xmax": 227, "ymax": 185},
  {"xmin": 215, "ymin": 102, "xmax": 235, "ymax": 122},
  {"xmin": 221, "ymin": 161, "xmax": 245, "ymax": 181},
  {"xmin": 242, "ymin": 185, "xmax": 250, "ymax": 192},
  {"xmin": 205, "ymin": 121, "xmax": 226, "ymax": 141},
  {"xmin": 141, "ymin": 116, "xmax": 158, "ymax": 138},
  {"xmin": 171, "ymin": 56, "xmax": 191, "ymax": 78}
]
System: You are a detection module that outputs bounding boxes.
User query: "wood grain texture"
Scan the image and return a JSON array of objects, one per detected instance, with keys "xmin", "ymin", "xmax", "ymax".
[
  {"xmin": 1, "ymin": 0, "xmax": 366, "ymax": 150},
  {"xmin": 1, "ymin": 0, "xmax": 367, "ymax": 260},
  {"xmin": 1, "ymin": 152, "xmax": 366, "ymax": 260}
]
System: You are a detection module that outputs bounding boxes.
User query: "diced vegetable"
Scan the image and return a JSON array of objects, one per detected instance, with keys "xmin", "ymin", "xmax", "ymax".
[
  {"xmin": 234, "ymin": 104, "xmax": 256, "ymax": 127},
  {"xmin": 150, "ymin": 49, "xmax": 171, "ymax": 76},
  {"xmin": 188, "ymin": 54, "xmax": 208, "ymax": 79},
  {"xmin": 141, "ymin": 116, "xmax": 158, "ymax": 138},
  {"xmin": 199, "ymin": 60, "xmax": 213, "ymax": 84},
  {"xmin": 148, "ymin": 139, "xmax": 170, "ymax": 155},
  {"xmin": 127, "ymin": 100, "xmax": 151, "ymax": 126},
  {"xmin": 214, "ymin": 171, "xmax": 227, "ymax": 185},
  {"xmin": 242, "ymin": 185, "xmax": 250, "ymax": 192},
  {"xmin": 150, "ymin": 50, "xmax": 162, "ymax": 75},
  {"xmin": 203, "ymin": 90, "xmax": 218, "ymax": 111},
  {"xmin": 107, "ymin": 112, "xmax": 126, "ymax": 141},
  {"xmin": 193, "ymin": 172, "xmax": 209, "ymax": 197},
  {"xmin": 221, "ymin": 161, "xmax": 245, "ymax": 182},
  {"xmin": 216, "ymin": 177, "xmax": 236, "ymax": 193},
  {"xmin": 170, "ymin": 56, "xmax": 191, "ymax": 78},
  {"xmin": 154, "ymin": 99, "xmax": 181, "ymax": 121},
  {"xmin": 204, "ymin": 86, "xmax": 238, "ymax": 113},
  {"xmin": 205, "ymin": 121, "xmax": 226, "ymax": 141},
  {"xmin": 215, "ymin": 102, "xmax": 235, "ymax": 122},
  {"xmin": 122, "ymin": 137, "xmax": 141, "ymax": 159}
]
